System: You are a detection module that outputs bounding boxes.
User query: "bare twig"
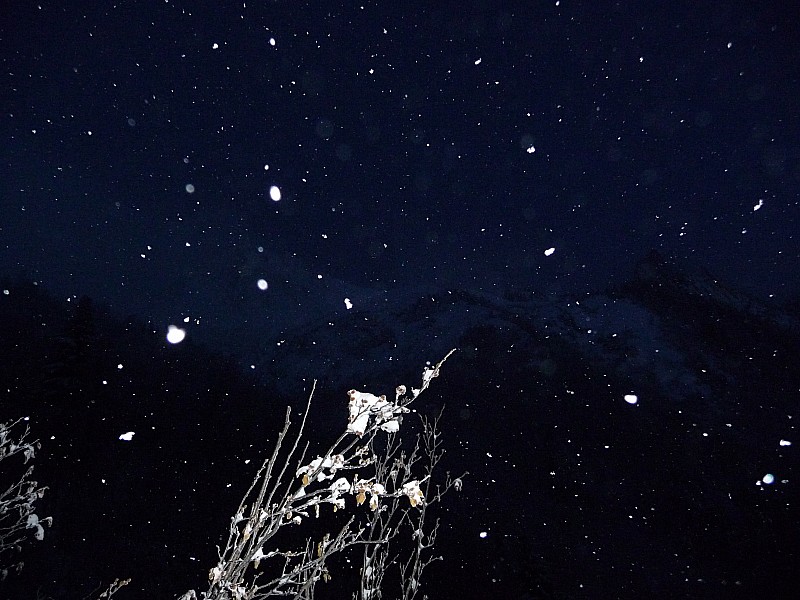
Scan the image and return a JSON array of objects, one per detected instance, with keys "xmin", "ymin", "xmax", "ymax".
[
  {"xmin": 0, "ymin": 417, "xmax": 51, "ymax": 580},
  {"xmin": 182, "ymin": 350, "xmax": 462, "ymax": 600}
]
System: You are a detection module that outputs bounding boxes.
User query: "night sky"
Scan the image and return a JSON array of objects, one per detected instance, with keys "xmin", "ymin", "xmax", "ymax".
[
  {"xmin": 2, "ymin": 1, "xmax": 800, "ymax": 599},
  {"xmin": 4, "ymin": 1, "xmax": 799, "ymax": 327}
]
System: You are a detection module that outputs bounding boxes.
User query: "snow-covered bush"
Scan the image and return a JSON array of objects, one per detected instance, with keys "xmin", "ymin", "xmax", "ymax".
[
  {"xmin": 181, "ymin": 349, "xmax": 463, "ymax": 600},
  {"xmin": 0, "ymin": 417, "xmax": 51, "ymax": 580}
]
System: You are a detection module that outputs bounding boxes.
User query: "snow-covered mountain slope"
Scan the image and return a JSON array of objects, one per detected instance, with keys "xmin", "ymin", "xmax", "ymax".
[{"xmin": 253, "ymin": 251, "xmax": 799, "ymax": 404}]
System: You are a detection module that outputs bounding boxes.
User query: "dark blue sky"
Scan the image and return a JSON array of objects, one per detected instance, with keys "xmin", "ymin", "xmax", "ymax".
[{"xmin": 2, "ymin": 1, "xmax": 798, "ymax": 348}]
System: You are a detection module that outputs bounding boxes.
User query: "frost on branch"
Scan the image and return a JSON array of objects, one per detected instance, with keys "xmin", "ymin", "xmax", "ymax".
[
  {"xmin": 182, "ymin": 349, "xmax": 465, "ymax": 600},
  {"xmin": 0, "ymin": 417, "xmax": 52, "ymax": 580},
  {"xmin": 346, "ymin": 389, "xmax": 407, "ymax": 435}
]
